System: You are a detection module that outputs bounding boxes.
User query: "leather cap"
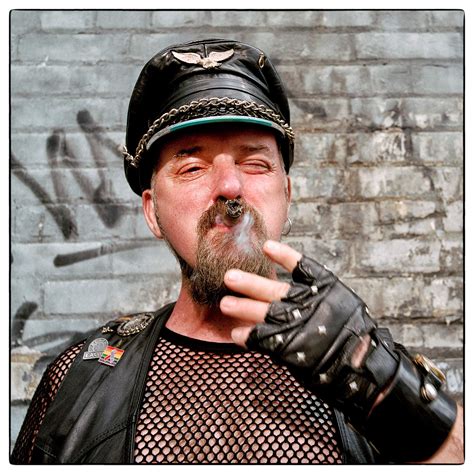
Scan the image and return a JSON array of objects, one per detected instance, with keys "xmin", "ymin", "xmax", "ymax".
[{"xmin": 124, "ymin": 38, "xmax": 294, "ymax": 195}]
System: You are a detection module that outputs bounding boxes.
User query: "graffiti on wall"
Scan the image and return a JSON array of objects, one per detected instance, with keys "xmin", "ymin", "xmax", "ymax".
[
  {"xmin": 11, "ymin": 110, "xmax": 151, "ymax": 363},
  {"xmin": 12, "ymin": 110, "xmax": 126, "ymax": 238}
]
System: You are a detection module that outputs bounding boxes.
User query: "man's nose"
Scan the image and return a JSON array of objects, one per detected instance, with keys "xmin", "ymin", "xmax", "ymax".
[{"xmin": 212, "ymin": 155, "xmax": 243, "ymax": 200}]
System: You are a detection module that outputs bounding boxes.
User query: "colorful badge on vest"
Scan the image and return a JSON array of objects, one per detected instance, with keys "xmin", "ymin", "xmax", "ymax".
[
  {"xmin": 99, "ymin": 345, "xmax": 125, "ymax": 367},
  {"xmin": 83, "ymin": 338, "xmax": 109, "ymax": 360}
]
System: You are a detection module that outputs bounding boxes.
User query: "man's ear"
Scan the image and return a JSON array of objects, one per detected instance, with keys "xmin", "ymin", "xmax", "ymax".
[
  {"xmin": 286, "ymin": 176, "xmax": 292, "ymax": 215},
  {"xmin": 142, "ymin": 189, "xmax": 163, "ymax": 240}
]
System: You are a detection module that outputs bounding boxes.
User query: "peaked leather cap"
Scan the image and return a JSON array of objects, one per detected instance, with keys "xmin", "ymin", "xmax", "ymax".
[{"xmin": 124, "ymin": 38, "xmax": 294, "ymax": 195}]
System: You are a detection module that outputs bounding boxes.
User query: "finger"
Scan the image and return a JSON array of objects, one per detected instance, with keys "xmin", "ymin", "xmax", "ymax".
[
  {"xmin": 224, "ymin": 269, "xmax": 291, "ymax": 302},
  {"xmin": 220, "ymin": 295, "xmax": 269, "ymax": 323},
  {"xmin": 263, "ymin": 240, "xmax": 302, "ymax": 273},
  {"xmin": 231, "ymin": 326, "xmax": 253, "ymax": 347}
]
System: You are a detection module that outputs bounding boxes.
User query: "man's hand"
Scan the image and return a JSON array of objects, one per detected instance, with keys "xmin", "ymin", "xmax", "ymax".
[
  {"xmin": 221, "ymin": 239, "xmax": 377, "ymax": 382},
  {"xmin": 221, "ymin": 240, "xmax": 371, "ymax": 368},
  {"xmin": 220, "ymin": 238, "xmax": 382, "ymax": 417}
]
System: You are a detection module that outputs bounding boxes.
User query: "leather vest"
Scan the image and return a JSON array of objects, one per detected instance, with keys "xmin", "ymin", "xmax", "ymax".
[{"xmin": 32, "ymin": 303, "xmax": 377, "ymax": 464}]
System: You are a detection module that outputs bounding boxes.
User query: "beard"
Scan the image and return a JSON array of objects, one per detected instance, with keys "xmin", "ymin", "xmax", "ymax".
[{"xmin": 157, "ymin": 198, "xmax": 273, "ymax": 307}]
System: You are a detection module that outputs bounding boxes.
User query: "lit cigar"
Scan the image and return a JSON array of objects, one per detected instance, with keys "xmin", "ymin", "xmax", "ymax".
[{"xmin": 225, "ymin": 199, "xmax": 243, "ymax": 219}]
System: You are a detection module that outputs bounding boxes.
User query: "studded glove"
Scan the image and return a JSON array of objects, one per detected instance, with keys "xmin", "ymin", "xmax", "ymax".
[{"xmin": 246, "ymin": 255, "xmax": 457, "ymax": 462}]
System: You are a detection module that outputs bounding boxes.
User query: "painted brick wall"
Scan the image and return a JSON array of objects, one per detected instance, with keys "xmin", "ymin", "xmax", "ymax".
[{"xmin": 10, "ymin": 10, "xmax": 464, "ymax": 447}]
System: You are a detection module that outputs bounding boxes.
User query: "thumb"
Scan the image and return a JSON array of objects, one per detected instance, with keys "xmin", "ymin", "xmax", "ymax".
[{"xmin": 231, "ymin": 326, "xmax": 253, "ymax": 347}]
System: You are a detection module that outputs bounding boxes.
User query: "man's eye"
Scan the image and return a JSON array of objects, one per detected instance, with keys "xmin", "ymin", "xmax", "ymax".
[
  {"xmin": 180, "ymin": 164, "xmax": 203, "ymax": 174},
  {"xmin": 240, "ymin": 160, "xmax": 271, "ymax": 171}
]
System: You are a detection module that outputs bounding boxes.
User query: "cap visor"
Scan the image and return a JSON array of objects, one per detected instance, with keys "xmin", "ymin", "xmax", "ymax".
[{"xmin": 146, "ymin": 115, "xmax": 285, "ymax": 151}]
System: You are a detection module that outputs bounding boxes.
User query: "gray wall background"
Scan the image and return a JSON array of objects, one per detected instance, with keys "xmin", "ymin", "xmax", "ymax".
[{"xmin": 10, "ymin": 10, "xmax": 464, "ymax": 447}]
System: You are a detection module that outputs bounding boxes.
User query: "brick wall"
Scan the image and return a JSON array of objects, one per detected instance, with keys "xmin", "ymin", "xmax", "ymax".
[{"xmin": 10, "ymin": 10, "xmax": 464, "ymax": 447}]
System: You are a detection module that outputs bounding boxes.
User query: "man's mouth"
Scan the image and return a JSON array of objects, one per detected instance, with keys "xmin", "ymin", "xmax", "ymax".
[
  {"xmin": 214, "ymin": 213, "xmax": 235, "ymax": 230},
  {"xmin": 210, "ymin": 213, "xmax": 255, "ymax": 256}
]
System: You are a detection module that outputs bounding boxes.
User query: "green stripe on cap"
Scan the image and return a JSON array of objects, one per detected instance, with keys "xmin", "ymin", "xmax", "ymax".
[{"xmin": 146, "ymin": 115, "xmax": 286, "ymax": 151}]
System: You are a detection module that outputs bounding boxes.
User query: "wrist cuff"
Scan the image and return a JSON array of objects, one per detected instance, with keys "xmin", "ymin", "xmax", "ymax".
[{"xmin": 364, "ymin": 352, "xmax": 457, "ymax": 462}]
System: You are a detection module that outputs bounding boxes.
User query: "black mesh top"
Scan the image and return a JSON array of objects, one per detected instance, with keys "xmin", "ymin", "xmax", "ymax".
[{"xmin": 12, "ymin": 327, "xmax": 343, "ymax": 464}]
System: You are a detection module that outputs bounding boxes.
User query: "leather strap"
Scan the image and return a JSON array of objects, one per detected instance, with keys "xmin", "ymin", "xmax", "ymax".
[{"xmin": 364, "ymin": 353, "xmax": 457, "ymax": 462}]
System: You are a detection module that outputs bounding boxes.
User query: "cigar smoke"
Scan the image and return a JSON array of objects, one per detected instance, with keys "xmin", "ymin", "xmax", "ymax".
[{"xmin": 232, "ymin": 212, "xmax": 254, "ymax": 252}]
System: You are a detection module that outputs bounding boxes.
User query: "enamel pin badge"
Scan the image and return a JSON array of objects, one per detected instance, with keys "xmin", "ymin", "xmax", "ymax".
[
  {"xmin": 83, "ymin": 338, "xmax": 109, "ymax": 360},
  {"xmin": 99, "ymin": 345, "xmax": 125, "ymax": 367}
]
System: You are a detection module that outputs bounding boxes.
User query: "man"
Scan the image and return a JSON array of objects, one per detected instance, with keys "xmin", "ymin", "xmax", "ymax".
[{"xmin": 12, "ymin": 38, "xmax": 463, "ymax": 464}]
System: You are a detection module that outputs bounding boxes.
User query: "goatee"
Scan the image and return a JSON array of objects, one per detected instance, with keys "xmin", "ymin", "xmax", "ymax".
[{"xmin": 171, "ymin": 198, "xmax": 273, "ymax": 307}]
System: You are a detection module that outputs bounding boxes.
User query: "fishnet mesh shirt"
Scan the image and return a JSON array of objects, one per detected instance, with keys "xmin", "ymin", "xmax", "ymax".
[{"xmin": 12, "ymin": 328, "xmax": 343, "ymax": 464}]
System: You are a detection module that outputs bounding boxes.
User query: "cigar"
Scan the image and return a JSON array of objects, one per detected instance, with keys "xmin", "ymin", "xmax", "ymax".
[{"xmin": 225, "ymin": 199, "xmax": 243, "ymax": 219}]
